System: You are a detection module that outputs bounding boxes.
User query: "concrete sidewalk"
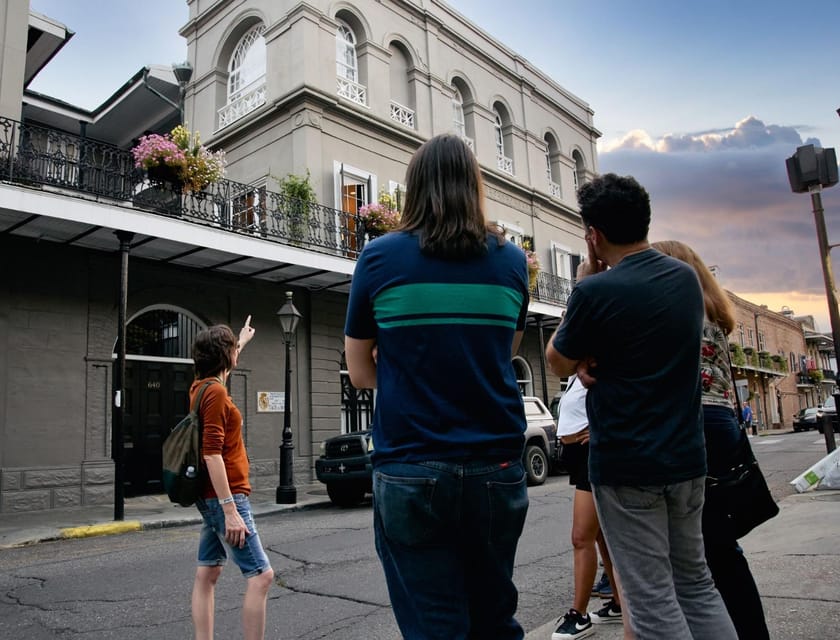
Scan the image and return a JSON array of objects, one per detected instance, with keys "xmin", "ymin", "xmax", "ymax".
[
  {"xmin": 0, "ymin": 483, "xmax": 333, "ymax": 549},
  {"xmin": 525, "ymin": 487, "xmax": 840, "ymax": 639}
]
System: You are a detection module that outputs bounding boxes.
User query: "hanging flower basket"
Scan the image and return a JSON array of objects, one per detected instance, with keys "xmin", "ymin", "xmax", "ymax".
[{"xmin": 132, "ymin": 125, "xmax": 225, "ymax": 192}]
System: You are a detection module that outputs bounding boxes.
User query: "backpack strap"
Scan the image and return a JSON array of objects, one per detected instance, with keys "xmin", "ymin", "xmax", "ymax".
[{"xmin": 192, "ymin": 379, "xmax": 219, "ymax": 470}]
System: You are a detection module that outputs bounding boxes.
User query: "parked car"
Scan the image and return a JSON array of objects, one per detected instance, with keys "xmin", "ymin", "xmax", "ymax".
[
  {"xmin": 792, "ymin": 407, "xmax": 819, "ymax": 432},
  {"xmin": 315, "ymin": 396, "xmax": 561, "ymax": 507}
]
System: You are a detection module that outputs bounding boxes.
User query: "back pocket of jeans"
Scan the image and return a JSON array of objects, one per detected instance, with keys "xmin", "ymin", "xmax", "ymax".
[
  {"xmin": 374, "ymin": 472, "xmax": 442, "ymax": 547},
  {"xmin": 487, "ymin": 471, "xmax": 528, "ymax": 546}
]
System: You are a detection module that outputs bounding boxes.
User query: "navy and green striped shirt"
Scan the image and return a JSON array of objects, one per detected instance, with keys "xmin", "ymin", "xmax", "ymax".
[{"xmin": 345, "ymin": 231, "xmax": 529, "ymax": 466}]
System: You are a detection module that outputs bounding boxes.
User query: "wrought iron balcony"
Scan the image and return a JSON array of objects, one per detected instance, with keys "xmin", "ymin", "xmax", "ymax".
[
  {"xmin": 531, "ymin": 271, "xmax": 573, "ymax": 307},
  {"xmin": 0, "ymin": 117, "xmax": 368, "ymax": 260},
  {"xmin": 0, "ymin": 117, "xmax": 570, "ymax": 311}
]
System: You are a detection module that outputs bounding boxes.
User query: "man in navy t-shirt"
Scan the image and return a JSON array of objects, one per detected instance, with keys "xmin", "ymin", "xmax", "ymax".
[{"xmin": 545, "ymin": 174, "xmax": 737, "ymax": 639}]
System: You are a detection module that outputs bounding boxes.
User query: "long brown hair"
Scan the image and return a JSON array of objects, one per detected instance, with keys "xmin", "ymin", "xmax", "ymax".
[
  {"xmin": 652, "ymin": 240, "xmax": 735, "ymax": 334},
  {"xmin": 399, "ymin": 134, "xmax": 503, "ymax": 258}
]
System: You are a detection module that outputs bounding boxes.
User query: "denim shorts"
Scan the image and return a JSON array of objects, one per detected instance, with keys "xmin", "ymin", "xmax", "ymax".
[{"xmin": 195, "ymin": 494, "xmax": 271, "ymax": 578}]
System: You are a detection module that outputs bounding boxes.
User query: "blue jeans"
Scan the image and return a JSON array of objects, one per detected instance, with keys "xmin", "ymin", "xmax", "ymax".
[
  {"xmin": 593, "ymin": 479, "xmax": 737, "ymax": 639},
  {"xmin": 373, "ymin": 459, "xmax": 529, "ymax": 640}
]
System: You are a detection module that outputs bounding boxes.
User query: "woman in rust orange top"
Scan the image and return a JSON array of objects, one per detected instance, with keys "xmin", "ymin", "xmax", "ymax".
[{"xmin": 190, "ymin": 317, "xmax": 274, "ymax": 640}]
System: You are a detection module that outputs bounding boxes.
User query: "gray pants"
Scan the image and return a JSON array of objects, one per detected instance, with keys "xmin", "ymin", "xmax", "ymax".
[{"xmin": 593, "ymin": 478, "xmax": 737, "ymax": 640}]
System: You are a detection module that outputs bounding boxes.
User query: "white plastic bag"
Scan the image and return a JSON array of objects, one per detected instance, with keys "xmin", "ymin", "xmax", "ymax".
[
  {"xmin": 790, "ymin": 448, "xmax": 840, "ymax": 492},
  {"xmin": 818, "ymin": 450, "xmax": 840, "ymax": 490}
]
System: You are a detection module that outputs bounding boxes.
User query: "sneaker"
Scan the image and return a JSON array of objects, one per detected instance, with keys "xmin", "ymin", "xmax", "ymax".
[
  {"xmin": 590, "ymin": 599, "xmax": 622, "ymax": 625},
  {"xmin": 591, "ymin": 572, "xmax": 613, "ymax": 598},
  {"xmin": 551, "ymin": 609, "xmax": 594, "ymax": 639}
]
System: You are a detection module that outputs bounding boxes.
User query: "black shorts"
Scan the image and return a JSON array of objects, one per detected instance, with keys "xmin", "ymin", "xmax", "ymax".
[{"xmin": 561, "ymin": 442, "xmax": 591, "ymax": 492}]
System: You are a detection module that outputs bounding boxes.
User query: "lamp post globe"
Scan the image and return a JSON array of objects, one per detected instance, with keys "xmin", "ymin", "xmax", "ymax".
[{"xmin": 276, "ymin": 290, "xmax": 302, "ymax": 504}]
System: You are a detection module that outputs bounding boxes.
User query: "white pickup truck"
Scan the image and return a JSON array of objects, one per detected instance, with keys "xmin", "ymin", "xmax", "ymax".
[{"xmin": 315, "ymin": 396, "xmax": 560, "ymax": 507}]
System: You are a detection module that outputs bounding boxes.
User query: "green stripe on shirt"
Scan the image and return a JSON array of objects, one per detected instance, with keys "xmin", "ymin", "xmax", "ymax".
[{"xmin": 374, "ymin": 283, "xmax": 523, "ymax": 327}]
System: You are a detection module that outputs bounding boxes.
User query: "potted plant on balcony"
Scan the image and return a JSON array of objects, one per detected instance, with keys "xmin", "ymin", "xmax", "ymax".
[
  {"xmin": 358, "ymin": 203, "xmax": 400, "ymax": 238},
  {"xmin": 525, "ymin": 249, "xmax": 540, "ymax": 291},
  {"xmin": 132, "ymin": 125, "xmax": 226, "ymax": 193},
  {"xmin": 729, "ymin": 343, "xmax": 747, "ymax": 367},
  {"xmin": 275, "ymin": 170, "xmax": 316, "ymax": 241},
  {"xmin": 808, "ymin": 367, "xmax": 824, "ymax": 384}
]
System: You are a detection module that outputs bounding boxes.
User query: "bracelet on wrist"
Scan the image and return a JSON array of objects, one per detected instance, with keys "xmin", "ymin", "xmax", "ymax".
[{"xmin": 219, "ymin": 496, "xmax": 235, "ymax": 505}]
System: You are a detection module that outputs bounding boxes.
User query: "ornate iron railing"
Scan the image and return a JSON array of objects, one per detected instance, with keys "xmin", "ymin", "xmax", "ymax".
[
  {"xmin": 0, "ymin": 117, "xmax": 567, "ymax": 308},
  {"xmin": 532, "ymin": 271, "xmax": 573, "ymax": 307},
  {"xmin": 0, "ymin": 116, "xmax": 368, "ymax": 260},
  {"xmin": 0, "ymin": 117, "xmax": 139, "ymax": 199}
]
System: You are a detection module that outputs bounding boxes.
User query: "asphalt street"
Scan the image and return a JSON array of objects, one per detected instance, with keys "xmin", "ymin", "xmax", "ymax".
[{"xmin": 0, "ymin": 430, "xmax": 838, "ymax": 639}]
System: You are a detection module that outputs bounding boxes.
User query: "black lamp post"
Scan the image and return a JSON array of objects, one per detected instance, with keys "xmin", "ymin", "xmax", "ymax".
[
  {"xmin": 786, "ymin": 143, "xmax": 839, "ymax": 453},
  {"xmin": 276, "ymin": 291, "xmax": 302, "ymax": 504},
  {"xmin": 171, "ymin": 62, "xmax": 193, "ymax": 124}
]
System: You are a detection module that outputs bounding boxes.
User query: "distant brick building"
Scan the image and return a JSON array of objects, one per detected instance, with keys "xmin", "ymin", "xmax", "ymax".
[{"xmin": 728, "ymin": 295, "xmax": 809, "ymax": 429}]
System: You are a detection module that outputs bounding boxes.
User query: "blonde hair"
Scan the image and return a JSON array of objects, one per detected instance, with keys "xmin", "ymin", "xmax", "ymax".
[{"xmin": 651, "ymin": 240, "xmax": 735, "ymax": 334}]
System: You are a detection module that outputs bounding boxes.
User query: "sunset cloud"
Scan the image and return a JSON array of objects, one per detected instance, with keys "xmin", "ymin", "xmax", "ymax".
[{"xmin": 599, "ymin": 117, "xmax": 840, "ymax": 331}]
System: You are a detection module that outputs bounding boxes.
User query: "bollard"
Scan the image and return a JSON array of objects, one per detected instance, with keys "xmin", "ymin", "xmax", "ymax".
[{"xmin": 822, "ymin": 414, "xmax": 837, "ymax": 454}]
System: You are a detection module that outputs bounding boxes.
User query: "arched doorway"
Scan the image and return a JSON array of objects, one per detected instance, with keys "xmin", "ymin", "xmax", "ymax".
[
  {"xmin": 513, "ymin": 356, "xmax": 534, "ymax": 396},
  {"xmin": 117, "ymin": 306, "xmax": 205, "ymax": 496}
]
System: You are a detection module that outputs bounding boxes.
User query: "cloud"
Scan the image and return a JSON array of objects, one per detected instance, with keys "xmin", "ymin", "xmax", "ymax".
[{"xmin": 599, "ymin": 117, "xmax": 840, "ymax": 331}]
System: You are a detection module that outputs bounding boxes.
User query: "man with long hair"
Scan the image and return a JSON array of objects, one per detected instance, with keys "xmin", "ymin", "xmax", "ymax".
[
  {"xmin": 545, "ymin": 174, "xmax": 736, "ymax": 639},
  {"xmin": 345, "ymin": 134, "xmax": 531, "ymax": 639}
]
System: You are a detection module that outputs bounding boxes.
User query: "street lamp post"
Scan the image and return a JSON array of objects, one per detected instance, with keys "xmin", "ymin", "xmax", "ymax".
[
  {"xmin": 786, "ymin": 144, "xmax": 839, "ymax": 452},
  {"xmin": 276, "ymin": 291, "xmax": 302, "ymax": 504},
  {"xmin": 171, "ymin": 62, "xmax": 193, "ymax": 124}
]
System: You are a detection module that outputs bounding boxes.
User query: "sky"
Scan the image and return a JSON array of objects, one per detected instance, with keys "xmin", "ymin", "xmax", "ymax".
[{"xmin": 27, "ymin": 0, "xmax": 840, "ymax": 331}]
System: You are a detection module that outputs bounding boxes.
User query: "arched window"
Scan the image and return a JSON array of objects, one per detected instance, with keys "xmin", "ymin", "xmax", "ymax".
[
  {"xmin": 544, "ymin": 134, "xmax": 561, "ymax": 198},
  {"xmin": 336, "ymin": 22, "xmax": 357, "ymax": 82},
  {"xmin": 336, "ymin": 21, "xmax": 366, "ymax": 105},
  {"xmin": 124, "ymin": 307, "xmax": 205, "ymax": 358},
  {"xmin": 493, "ymin": 106, "xmax": 513, "ymax": 175},
  {"xmin": 512, "ymin": 356, "xmax": 534, "ymax": 396},
  {"xmin": 572, "ymin": 149, "xmax": 586, "ymax": 192},
  {"xmin": 452, "ymin": 87, "xmax": 466, "ymax": 137},
  {"xmin": 388, "ymin": 42, "xmax": 414, "ymax": 128},
  {"xmin": 219, "ymin": 24, "xmax": 266, "ymax": 128},
  {"xmin": 493, "ymin": 110, "xmax": 504, "ymax": 156}
]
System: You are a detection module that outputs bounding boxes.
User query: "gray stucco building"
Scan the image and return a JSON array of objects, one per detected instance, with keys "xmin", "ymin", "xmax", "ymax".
[{"xmin": 0, "ymin": 0, "xmax": 598, "ymax": 513}]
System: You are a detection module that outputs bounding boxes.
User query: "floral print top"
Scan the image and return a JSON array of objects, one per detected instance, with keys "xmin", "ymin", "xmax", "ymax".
[{"xmin": 700, "ymin": 321, "xmax": 734, "ymax": 408}]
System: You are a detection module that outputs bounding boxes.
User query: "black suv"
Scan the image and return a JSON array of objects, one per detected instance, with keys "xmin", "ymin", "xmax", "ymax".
[{"xmin": 315, "ymin": 396, "xmax": 559, "ymax": 507}]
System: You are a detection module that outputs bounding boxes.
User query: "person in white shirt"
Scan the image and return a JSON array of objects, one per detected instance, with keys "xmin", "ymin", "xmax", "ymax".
[{"xmin": 552, "ymin": 375, "xmax": 625, "ymax": 640}]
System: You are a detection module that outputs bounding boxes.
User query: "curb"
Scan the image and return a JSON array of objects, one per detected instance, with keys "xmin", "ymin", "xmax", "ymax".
[
  {"xmin": 61, "ymin": 521, "xmax": 142, "ymax": 539},
  {"xmin": 0, "ymin": 495, "xmax": 335, "ymax": 549}
]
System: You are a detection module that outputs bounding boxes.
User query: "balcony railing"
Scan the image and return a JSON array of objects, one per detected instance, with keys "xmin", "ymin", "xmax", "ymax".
[
  {"xmin": 497, "ymin": 154, "xmax": 513, "ymax": 175},
  {"xmin": 337, "ymin": 77, "xmax": 367, "ymax": 106},
  {"xmin": 0, "ymin": 117, "xmax": 368, "ymax": 260},
  {"xmin": 549, "ymin": 181, "xmax": 562, "ymax": 198},
  {"xmin": 531, "ymin": 271, "xmax": 573, "ymax": 307},
  {"xmin": 389, "ymin": 101, "xmax": 415, "ymax": 129},
  {"xmin": 217, "ymin": 82, "xmax": 266, "ymax": 130},
  {"xmin": 0, "ymin": 117, "xmax": 569, "ymax": 310}
]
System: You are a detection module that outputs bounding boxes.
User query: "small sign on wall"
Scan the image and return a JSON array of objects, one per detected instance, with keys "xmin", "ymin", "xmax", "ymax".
[{"xmin": 256, "ymin": 391, "xmax": 287, "ymax": 413}]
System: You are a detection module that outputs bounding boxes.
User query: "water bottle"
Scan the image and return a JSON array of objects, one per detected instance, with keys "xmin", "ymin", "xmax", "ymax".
[{"xmin": 185, "ymin": 465, "xmax": 196, "ymax": 478}]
